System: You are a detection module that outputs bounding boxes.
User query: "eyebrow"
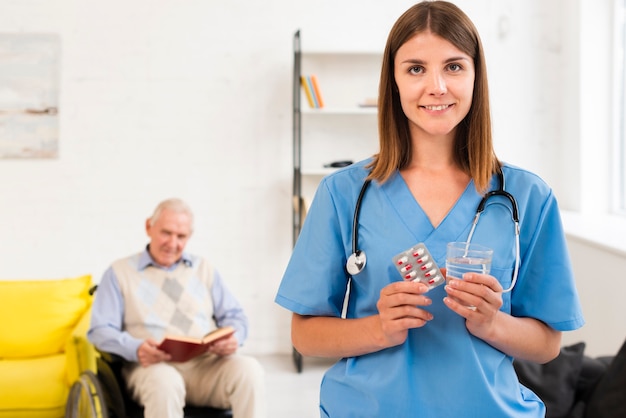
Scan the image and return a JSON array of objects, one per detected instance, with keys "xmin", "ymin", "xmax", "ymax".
[{"xmin": 400, "ymin": 56, "xmax": 471, "ymax": 65}]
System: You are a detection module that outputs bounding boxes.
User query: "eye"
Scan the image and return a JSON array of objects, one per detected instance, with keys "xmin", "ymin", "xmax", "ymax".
[
  {"xmin": 447, "ymin": 63, "xmax": 463, "ymax": 72},
  {"xmin": 408, "ymin": 65, "xmax": 424, "ymax": 75}
]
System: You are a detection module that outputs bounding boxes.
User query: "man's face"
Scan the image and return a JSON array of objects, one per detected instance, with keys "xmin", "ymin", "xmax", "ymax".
[{"xmin": 145, "ymin": 208, "xmax": 192, "ymax": 267}]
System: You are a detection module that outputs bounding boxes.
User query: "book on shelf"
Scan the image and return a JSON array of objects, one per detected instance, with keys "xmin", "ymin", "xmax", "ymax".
[
  {"xmin": 300, "ymin": 75, "xmax": 316, "ymax": 108},
  {"xmin": 157, "ymin": 326, "xmax": 235, "ymax": 362},
  {"xmin": 300, "ymin": 75, "xmax": 324, "ymax": 109},
  {"xmin": 358, "ymin": 97, "xmax": 378, "ymax": 108},
  {"xmin": 309, "ymin": 75, "xmax": 324, "ymax": 108}
]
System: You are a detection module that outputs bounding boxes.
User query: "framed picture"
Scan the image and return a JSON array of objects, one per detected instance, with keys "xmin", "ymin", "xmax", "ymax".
[{"xmin": 0, "ymin": 33, "xmax": 60, "ymax": 158}]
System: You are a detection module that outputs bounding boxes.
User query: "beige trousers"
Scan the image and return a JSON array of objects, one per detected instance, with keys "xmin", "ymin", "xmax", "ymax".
[{"xmin": 124, "ymin": 354, "xmax": 266, "ymax": 418}]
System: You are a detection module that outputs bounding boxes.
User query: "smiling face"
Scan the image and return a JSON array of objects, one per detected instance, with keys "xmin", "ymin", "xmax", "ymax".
[
  {"xmin": 394, "ymin": 31, "xmax": 475, "ymax": 142},
  {"xmin": 145, "ymin": 207, "xmax": 192, "ymax": 267}
]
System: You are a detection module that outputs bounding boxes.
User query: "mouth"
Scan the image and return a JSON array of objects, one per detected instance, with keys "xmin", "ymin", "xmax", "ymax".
[{"xmin": 422, "ymin": 104, "xmax": 452, "ymax": 111}]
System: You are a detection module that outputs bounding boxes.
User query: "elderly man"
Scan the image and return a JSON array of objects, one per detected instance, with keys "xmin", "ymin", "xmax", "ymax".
[{"xmin": 88, "ymin": 198, "xmax": 265, "ymax": 418}]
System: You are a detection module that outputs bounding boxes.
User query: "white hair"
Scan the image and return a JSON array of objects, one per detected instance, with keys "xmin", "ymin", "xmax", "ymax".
[{"xmin": 149, "ymin": 198, "xmax": 194, "ymax": 230}]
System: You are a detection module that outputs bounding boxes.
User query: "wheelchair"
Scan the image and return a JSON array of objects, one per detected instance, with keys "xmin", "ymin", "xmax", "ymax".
[
  {"xmin": 65, "ymin": 370, "xmax": 109, "ymax": 418},
  {"xmin": 65, "ymin": 351, "xmax": 232, "ymax": 418}
]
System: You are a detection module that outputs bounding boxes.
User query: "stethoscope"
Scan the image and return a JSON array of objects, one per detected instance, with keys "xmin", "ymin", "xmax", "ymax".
[{"xmin": 345, "ymin": 170, "xmax": 521, "ymax": 293}]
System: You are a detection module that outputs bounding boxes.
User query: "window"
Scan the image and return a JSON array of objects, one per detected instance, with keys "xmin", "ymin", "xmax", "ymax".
[{"xmin": 616, "ymin": 0, "xmax": 626, "ymax": 214}]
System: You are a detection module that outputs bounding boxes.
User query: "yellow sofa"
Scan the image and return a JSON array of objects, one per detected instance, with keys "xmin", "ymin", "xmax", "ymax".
[{"xmin": 0, "ymin": 275, "xmax": 96, "ymax": 418}]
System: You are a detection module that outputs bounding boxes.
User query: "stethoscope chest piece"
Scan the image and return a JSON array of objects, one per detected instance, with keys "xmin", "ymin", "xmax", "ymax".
[{"xmin": 346, "ymin": 250, "xmax": 366, "ymax": 276}]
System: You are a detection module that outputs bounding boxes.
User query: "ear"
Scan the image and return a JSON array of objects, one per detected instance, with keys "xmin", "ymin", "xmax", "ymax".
[{"xmin": 145, "ymin": 218, "xmax": 152, "ymax": 235}]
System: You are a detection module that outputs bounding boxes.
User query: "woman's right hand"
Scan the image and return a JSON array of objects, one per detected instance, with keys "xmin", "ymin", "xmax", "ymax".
[
  {"xmin": 376, "ymin": 281, "xmax": 433, "ymax": 347},
  {"xmin": 291, "ymin": 281, "xmax": 434, "ymax": 357}
]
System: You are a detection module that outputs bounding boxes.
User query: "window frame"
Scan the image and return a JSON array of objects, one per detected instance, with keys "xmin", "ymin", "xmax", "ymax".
[{"xmin": 614, "ymin": 0, "xmax": 626, "ymax": 215}]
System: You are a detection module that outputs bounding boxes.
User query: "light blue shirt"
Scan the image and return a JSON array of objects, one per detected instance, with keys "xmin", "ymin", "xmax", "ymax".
[
  {"xmin": 88, "ymin": 249, "xmax": 248, "ymax": 361},
  {"xmin": 275, "ymin": 159, "xmax": 585, "ymax": 417}
]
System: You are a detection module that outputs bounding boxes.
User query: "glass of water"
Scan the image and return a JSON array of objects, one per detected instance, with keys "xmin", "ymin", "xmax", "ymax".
[
  {"xmin": 446, "ymin": 242, "xmax": 493, "ymax": 282},
  {"xmin": 446, "ymin": 242, "xmax": 493, "ymax": 310}
]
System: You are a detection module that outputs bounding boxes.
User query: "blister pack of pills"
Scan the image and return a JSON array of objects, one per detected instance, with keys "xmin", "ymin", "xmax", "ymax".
[{"xmin": 391, "ymin": 243, "xmax": 445, "ymax": 290}]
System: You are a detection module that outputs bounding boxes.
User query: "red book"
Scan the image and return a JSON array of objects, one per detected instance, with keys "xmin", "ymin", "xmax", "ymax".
[{"xmin": 157, "ymin": 326, "xmax": 235, "ymax": 362}]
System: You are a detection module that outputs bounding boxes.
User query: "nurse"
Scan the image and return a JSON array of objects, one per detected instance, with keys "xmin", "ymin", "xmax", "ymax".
[{"xmin": 275, "ymin": 1, "xmax": 585, "ymax": 417}]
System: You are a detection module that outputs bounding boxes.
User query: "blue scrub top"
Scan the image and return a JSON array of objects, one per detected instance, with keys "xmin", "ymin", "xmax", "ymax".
[{"xmin": 275, "ymin": 159, "xmax": 585, "ymax": 418}]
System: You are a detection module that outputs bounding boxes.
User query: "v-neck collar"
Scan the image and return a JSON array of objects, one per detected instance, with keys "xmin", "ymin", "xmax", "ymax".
[{"xmin": 381, "ymin": 171, "xmax": 482, "ymax": 246}]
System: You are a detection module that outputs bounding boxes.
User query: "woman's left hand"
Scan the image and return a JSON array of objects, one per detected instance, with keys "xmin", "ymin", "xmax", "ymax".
[{"xmin": 443, "ymin": 269, "xmax": 503, "ymax": 337}]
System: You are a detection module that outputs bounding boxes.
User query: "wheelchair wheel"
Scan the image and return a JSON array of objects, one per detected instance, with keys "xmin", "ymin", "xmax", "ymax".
[
  {"xmin": 96, "ymin": 355, "xmax": 127, "ymax": 418},
  {"xmin": 65, "ymin": 370, "xmax": 109, "ymax": 418}
]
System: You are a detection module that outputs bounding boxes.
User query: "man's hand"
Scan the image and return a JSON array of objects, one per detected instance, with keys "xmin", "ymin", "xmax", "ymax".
[
  {"xmin": 207, "ymin": 333, "xmax": 238, "ymax": 357},
  {"xmin": 137, "ymin": 338, "xmax": 172, "ymax": 367}
]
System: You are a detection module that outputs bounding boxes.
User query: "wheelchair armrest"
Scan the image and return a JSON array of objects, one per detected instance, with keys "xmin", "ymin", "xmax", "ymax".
[
  {"xmin": 65, "ymin": 308, "xmax": 97, "ymax": 385},
  {"xmin": 97, "ymin": 350, "xmax": 127, "ymax": 365}
]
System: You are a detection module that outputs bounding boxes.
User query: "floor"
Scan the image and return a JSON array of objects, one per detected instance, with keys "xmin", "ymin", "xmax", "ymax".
[{"xmin": 257, "ymin": 353, "xmax": 334, "ymax": 418}]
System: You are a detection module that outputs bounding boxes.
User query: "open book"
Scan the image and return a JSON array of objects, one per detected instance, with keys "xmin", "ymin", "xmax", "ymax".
[{"xmin": 157, "ymin": 326, "xmax": 236, "ymax": 362}]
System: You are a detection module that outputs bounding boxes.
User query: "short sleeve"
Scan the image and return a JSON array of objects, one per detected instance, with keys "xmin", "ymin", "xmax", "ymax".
[
  {"xmin": 275, "ymin": 179, "xmax": 351, "ymax": 317},
  {"xmin": 511, "ymin": 191, "xmax": 585, "ymax": 331}
]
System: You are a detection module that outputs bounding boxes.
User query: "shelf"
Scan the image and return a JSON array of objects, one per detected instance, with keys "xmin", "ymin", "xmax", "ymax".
[
  {"xmin": 293, "ymin": 29, "xmax": 379, "ymax": 219},
  {"xmin": 301, "ymin": 107, "xmax": 377, "ymax": 115},
  {"xmin": 301, "ymin": 167, "xmax": 339, "ymax": 176},
  {"xmin": 299, "ymin": 50, "xmax": 381, "ymax": 110}
]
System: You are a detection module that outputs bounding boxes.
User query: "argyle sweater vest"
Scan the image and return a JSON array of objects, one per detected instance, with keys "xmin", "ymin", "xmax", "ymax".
[{"xmin": 112, "ymin": 253, "xmax": 216, "ymax": 342}]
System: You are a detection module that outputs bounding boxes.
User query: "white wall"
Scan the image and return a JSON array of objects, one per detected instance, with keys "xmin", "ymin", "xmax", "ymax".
[
  {"xmin": 1, "ymin": 0, "xmax": 623, "ymax": 357},
  {"xmin": 562, "ymin": 237, "xmax": 626, "ymax": 357}
]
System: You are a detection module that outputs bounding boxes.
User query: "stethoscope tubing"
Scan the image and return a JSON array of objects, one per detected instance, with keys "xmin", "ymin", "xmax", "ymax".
[
  {"xmin": 347, "ymin": 170, "xmax": 521, "ymax": 292},
  {"xmin": 351, "ymin": 179, "xmax": 371, "ymax": 256}
]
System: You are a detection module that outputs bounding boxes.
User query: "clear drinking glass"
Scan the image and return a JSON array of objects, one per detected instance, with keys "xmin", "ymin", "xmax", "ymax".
[
  {"xmin": 445, "ymin": 242, "xmax": 493, "ymax": 310},
  {"xmin": 446, "ymin": 242, "xmax": 493, "ymax": 282}
]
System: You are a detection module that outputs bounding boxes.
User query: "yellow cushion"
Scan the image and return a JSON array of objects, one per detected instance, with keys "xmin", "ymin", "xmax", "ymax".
[
  {"xmin": 0, "ymin": 354, "xmax": 68, "ymax": 418},
  {"xmin": 0, "ymin": 275, "xmax": 92, "ymax": 358}
]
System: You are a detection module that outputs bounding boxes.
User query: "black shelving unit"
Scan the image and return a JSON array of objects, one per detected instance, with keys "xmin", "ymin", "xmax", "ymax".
[
  {"xmin": 291, "ymin": 29, "xmax": 304, "ymax": 373},
  {"xmin": 289, "ymin": 29, "xmax": 380, "ymax": 373}
]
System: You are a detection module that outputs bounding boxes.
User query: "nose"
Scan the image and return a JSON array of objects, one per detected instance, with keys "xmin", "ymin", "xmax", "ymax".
[
  {"xmin": 427, "ymin": 72, "xmax": 447, "ymax": 95},
  {"xmin": 166, "ymin": 234, "xmax": 179, "ymax": 248}
]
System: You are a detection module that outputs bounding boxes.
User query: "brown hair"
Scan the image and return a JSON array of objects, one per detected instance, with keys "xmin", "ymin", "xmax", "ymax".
[{"xmin": 368, "ymin": 0, "xmax": 500, "ymax": 193}]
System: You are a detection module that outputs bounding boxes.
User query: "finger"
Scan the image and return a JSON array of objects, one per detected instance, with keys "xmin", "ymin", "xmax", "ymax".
[
  {"xmin": 459, "ymin": 273, "xmax": 503, "ymax": 293},
  {"xmin": 444, "ymin": 281, "xmax": 483, "ymax": 309},
  {"xmin": 379, "ymin": 292, "xmax": 433, "ymax": 312},
  {"xmin": 383, "ymin": 280, "xmax": 430, "ymax": 295},
  {"xmin": 443, "ymin": 295, "xmax": 475, "ymax": 318},
  {"xmin": 379, "ymin": 302, "xmax": 434, "ymax": 325},
  {"xmin": 212, "ymin": 340, "xmax": 227, "ymax": 350},
  {"xmin": 379, "ymin": 316, "xmax": 430, "ymax": 339},
  {"xmin": 445, "ymin": 280, "xmax": 502, "ymax": 317},
  {"xmin": 453, "ymin": 276, "xmax": 504, "ymax": 310},
  {"xmin": 446, "ymin": 277, "xmax": 490, "ymax": 302}
]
